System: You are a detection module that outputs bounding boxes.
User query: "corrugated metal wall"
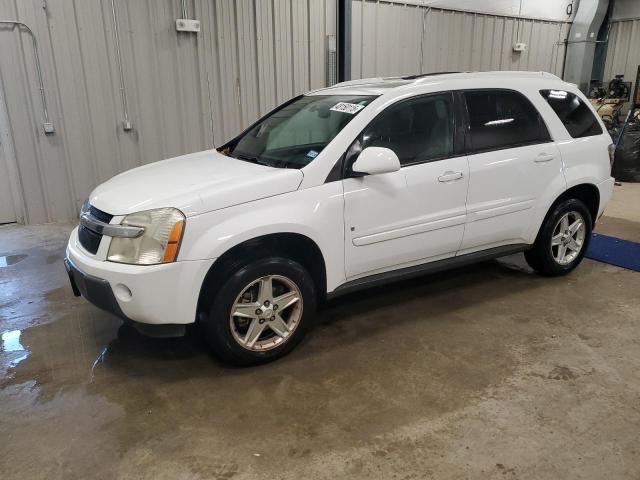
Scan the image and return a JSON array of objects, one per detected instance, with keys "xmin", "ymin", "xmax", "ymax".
[
  {"xmin": 351, "ymin": 1, "xmax": 570, "ymax": 79},
  {"xmin": 0, "ymin": 0, "xmax": 336, "ymax": 224},
  {"xmin": 603, "ymin": 19, "xmax": 640, "ymax": 88}
]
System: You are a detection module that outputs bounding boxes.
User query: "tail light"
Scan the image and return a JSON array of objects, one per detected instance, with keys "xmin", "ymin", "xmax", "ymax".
[{"xmin": 608, "ymin": 143, "xmax": 615, "ymax": 167}]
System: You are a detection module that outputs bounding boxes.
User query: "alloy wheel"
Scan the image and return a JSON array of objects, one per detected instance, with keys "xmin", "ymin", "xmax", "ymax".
[
  {"xmin": 550, "ymin": 211, "xmax": 586, "ymax": 265},
  {"xmin": 229, "ymin": 275, "xmax": 303, "ymax": 351}
]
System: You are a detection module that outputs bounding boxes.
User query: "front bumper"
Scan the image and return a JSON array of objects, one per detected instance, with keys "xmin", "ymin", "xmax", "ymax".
[
  {"xmin": 66, "ymin": 226, "xmax": 215, "ymax": 325},
  {"xmin": 65, "ymin": 257, "xmax": 128, "ymax": 321}
]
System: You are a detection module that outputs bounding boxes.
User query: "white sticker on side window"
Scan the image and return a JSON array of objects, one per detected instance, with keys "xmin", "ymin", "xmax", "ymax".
[{"xmin": 330, "ymin": 102, "xmax": 365, "ymax": 114}]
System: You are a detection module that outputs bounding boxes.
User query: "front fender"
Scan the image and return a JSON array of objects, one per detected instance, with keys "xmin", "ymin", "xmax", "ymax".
[{"xmin": 179, "ymin": 182, "xmax": 346, "ymax": 292}]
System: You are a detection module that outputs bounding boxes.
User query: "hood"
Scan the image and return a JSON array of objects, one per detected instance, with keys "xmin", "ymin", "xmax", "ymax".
[{"xmin": 89, "ymin": 149, "xmax": 304, "ymax": 217}]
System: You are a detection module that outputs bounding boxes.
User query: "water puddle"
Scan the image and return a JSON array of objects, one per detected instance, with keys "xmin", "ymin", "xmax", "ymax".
[
  {"xmin": 1, "ymin": 329, "xmax": 29, "ymax": 367},
  {"xmin": 0, "ymin": 311, "xmax": 207, "ymax": 399},
  {"xmin": 0, "ymin": 254, "xmax": 27, "ymax": 267}
]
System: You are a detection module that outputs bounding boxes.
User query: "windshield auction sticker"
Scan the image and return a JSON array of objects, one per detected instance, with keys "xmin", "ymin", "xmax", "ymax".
[{"xmin": 330, "ymin": 102, "xmax": 365, "ymax": 114}]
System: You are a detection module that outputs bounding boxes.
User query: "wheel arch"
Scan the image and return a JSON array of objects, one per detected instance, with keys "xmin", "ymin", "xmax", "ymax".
[
  {"xmin": 196, "ymin": 232, "xmax": 328, "ymax": 320},
  {"xmin": 532, "ymin": 182, "xmax": 599, "ymax": 244},
  {"xmin": 554, "ymin": 183, "xmax": 600, "ymax": 227}
]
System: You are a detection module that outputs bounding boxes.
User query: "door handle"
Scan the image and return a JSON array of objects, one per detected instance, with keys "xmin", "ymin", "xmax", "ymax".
[
  {"xmin": 535, "ymin": 152, "xmax": 554, "ymax": 162},
  {"xmin": 438, "ymin": 171, "xmax": 464, "ymax": 182}
]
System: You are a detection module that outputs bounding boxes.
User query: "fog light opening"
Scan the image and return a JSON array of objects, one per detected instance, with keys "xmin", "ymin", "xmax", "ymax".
[{"xmin": 114, "ymin": 283, "xmax": 132, "ymax": 301}]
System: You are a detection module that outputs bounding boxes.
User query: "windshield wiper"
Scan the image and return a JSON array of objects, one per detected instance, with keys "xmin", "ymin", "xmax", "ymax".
[
  {"xmin": 233, "ymin": 153, "xmax": 273, "ymax": 167},
  {"xmin": 273, "ymin": 159, "xmax": 302, "ymax": 169}
]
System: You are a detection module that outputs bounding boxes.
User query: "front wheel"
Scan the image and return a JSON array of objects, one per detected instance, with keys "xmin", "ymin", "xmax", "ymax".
[
  {"xmin": 525, "ymin": 198, "xmax": 592, "ymax": 276},
  {"xmin": 201, "ymin": 257, "xmax": 316, "ymax": 365}
]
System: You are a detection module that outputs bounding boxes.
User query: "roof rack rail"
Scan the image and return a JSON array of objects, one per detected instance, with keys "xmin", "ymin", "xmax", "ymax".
[{"xmin": 401, "ymin": 71, "xmax": 461, "ymax": 80}]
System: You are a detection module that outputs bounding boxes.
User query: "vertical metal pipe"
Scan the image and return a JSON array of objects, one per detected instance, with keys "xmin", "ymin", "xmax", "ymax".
[
  {"xmin": 0, "ymin": 20, "xmax": 52, "ymax": 132},
  {"xmin": 337, "ymin": 0, "xmax": 351, "ymax": 82},
  {"xmin": 181, "ymin": 0, "xmax": 188, "ymax": 19},
  {"xmin": 419, "ymin": 6, "xmax": 431, "ymax": 74},
  {"xmin": 109, "ymin": 0, "xmax": 132, "ymax": 130}
]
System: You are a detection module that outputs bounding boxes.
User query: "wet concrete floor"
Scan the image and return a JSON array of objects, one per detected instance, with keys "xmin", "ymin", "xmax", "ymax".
[{"xmin": 1, "ymin": 197, "xmax": 639, "ymax": 479}]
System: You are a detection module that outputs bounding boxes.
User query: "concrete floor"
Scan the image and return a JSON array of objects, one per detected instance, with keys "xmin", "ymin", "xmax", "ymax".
[{"xmin": 1, "ymin": 184, "xmax": 639, "ymax": 480}]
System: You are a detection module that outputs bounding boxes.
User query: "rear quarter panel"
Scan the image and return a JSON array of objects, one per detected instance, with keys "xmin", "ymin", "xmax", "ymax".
[
  {"xmin": 555, "ymin": 133, "xmax": 611, "ymax": 192},
  {"xmin": 524, "ymin": 84, "xmax": 612, "ymax": 238}
]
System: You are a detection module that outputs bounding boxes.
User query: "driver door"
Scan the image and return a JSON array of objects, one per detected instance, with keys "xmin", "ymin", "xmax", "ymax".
[{"xmin": 342, "ymin": 92, "xmax": 469, "ymax": 279}]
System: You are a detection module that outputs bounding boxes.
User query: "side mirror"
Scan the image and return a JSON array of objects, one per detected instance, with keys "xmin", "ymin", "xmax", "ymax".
[{"xmin": 352, "ymin": 147, "xmax": 401, "ymax": 176}]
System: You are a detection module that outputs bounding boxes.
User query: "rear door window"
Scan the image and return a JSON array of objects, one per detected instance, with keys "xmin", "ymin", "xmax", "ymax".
[
  {"xmin": 539, "ymin": 89, "xmax": 603, "ymax": 138},
  {"xmin": 464, "ymin": 89, "xmax": 550, "ymax": 153}
]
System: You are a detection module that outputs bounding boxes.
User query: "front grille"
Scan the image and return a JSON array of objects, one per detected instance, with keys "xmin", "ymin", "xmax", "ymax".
[
  {"xmin": 89, "ymin": 205, "xmax": 113, "ymax": 224},
  {"xmin": 79, "ymin": 205, "xmax": 114, "ymax": 254},
  {"xmin": 78, "ymin": 225, "xmax": 102, "ymax": 254}
]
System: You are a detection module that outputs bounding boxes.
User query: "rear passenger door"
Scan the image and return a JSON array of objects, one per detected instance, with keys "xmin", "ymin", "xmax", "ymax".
[{"xmin": 459, "ymin": 89, "xmax": 563, "ymax": 253}]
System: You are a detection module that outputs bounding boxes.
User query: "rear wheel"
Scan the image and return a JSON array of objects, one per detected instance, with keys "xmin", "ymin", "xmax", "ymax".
[
  {"xmin": 201, "ymin": 257, "xmax": 316, "ymax": 365},
  {"xmin": 525, "ymin": 198, "xmax": 592, "ymax": 276}
]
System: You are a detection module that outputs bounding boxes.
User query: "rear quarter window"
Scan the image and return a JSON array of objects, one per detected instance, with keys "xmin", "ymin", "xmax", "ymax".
[{"xmin": 539, "ymin": 89, "xmax": 603, "ymax": 138}]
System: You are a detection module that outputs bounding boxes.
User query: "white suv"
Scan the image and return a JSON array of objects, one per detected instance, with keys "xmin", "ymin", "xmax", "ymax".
[{"xmin": 65, "ymin": 71, "xmax": 615, "ymax": 364}]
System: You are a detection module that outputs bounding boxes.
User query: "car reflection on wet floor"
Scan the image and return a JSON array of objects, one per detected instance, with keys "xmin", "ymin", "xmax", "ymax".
[{"xmin": 1, "ymin": 312, "xmax": 214, "ymax": 398}]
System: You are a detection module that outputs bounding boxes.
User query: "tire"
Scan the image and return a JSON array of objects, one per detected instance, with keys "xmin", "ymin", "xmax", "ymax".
[
  {"xmin": 201, "ymin": 256, "xmax": 316, "ymax": 366},
  {"xmin": 525, "ymin": 198, "xmax": 593, "ymax": 276}
]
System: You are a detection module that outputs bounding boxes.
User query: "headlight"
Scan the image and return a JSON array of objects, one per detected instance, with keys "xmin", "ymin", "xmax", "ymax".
[
  {"xmin": 107, "ymin": 208, "xmax": 185, "ymax": 265},
  {"xmin": 80, "ymin": 199, "xmax": 89, "ymax": 217}
]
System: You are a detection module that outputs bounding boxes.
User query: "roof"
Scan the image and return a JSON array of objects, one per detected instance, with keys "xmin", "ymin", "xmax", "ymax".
[{"xmin": 306, "ymin": 71, "xmax": 564, "ymax": 96}]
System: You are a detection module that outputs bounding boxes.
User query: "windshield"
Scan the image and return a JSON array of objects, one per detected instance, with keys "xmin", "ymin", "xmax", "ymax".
[{"xmin": 221, "ymin": 94, "xmax": 376, "ymax": 169}]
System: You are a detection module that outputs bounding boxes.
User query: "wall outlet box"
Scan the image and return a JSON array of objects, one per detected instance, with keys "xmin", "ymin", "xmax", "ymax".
[
  {"xmin": 513, "ymin": 42, "xmax": 528, "ymax": 52},
  {"xmin": 43, "ymin": 122, "xmax": 55, "ymax": 134},
  {"xmin": 175, "ymin": 19, "xmax": 200, "ymax": 32}
]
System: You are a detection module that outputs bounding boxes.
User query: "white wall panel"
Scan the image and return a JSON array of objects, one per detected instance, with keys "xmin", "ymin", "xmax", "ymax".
[
  {"xmin": 603, "ymin": 20, "xmax": 640, "ymax": 87},
  {"xmin": 0, "ymin": 0, "xmax": 336, "ymax": 224},
  {"xmin": 351, "ymin": 1, "xmax": 569, "ymax": 80}
]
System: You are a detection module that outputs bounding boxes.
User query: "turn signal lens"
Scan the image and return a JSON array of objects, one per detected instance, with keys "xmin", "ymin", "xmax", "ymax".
[{"xmin": 163, "ymin": 220, "xmax": 184, "ymax": 262}]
